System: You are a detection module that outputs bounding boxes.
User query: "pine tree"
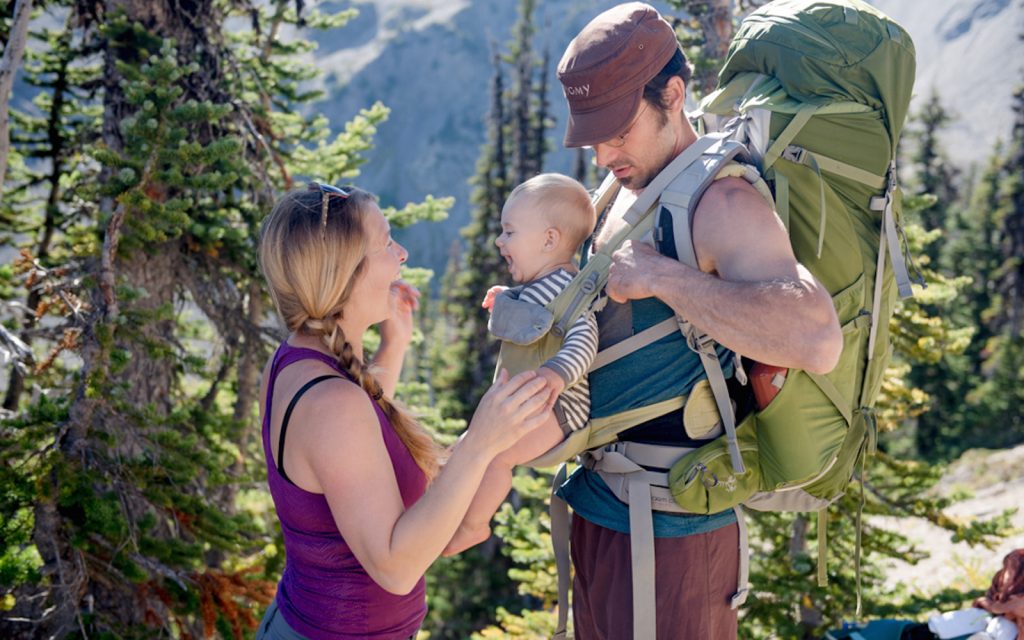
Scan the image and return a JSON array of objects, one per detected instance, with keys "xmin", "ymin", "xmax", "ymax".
[
  {"xmin": 1, "ymin": 5, "xmax": 104, "ymax": 410},
  {"xmin": 894, "ymin": 93, "xmax": 975, "ymax": 461},
  {"xmin": 992, "ymin": 83, "xmax": 1024, "ymax": 339},
  {"xmin": 668, "ymin": 0, "xmax": 735, "ymax": 96},
  {"xmin": 436, "ymin": 0, "xmax": 549, "ymax": 421},
  {"xmin": 907, "ymin": 92, "xmax": 961, "ymax": 250},
  {"xmin": 428, "ymin": 1, "xmax": 554, "ymax": 636},
  {"xmin": 0, "ymin": 2, "xmax": 451, "ymax": 637},
  {"xmin": 0, "ymin": 0, "xmax": 35, "ymax": 191},
  {"xmin": 962, "ymin": 78, "xmax": 1024, "ymax": 450},
  {"xmin": 434, "ymin": 47, "xmax": 509, "ymax": 422}
]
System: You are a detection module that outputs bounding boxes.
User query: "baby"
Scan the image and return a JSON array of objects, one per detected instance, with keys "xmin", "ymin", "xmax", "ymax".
[{"xmin": 445, "ymin": 173, "xmax": 598, "ymax": 555}]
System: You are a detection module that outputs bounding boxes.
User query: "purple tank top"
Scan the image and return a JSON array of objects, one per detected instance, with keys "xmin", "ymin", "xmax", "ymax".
[{"xmin": 262, "ymin": 343, "xmax": 428, "ymax": 639}]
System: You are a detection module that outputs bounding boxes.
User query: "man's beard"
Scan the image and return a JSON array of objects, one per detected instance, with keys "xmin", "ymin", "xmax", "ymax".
[
  {"xmin": 621, "ymin": 107, "xmax": 672, "ymax": 190},
  {"xmin": 621, "ymin": 168, "xmax": 656, "ymax": 190}
]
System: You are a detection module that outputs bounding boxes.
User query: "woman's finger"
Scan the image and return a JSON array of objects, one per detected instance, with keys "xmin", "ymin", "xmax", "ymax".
[
  {"xmin": 517, "ymin": 405, "xmax": 556, "ymax": 435},
  {"xmin": 404, "ymin": 286, "xmax": 421, "ymax": 310},
  {"xmin": 503, "ymin": 375, "xmax": 550, "ymax": 412},
  {"xmin": 490, "ymin": 369, "xmax": 538, "ymax": 402},
  {"xmin": 390, "ymin": 280, "xmax": 420, "ymax": 309}
]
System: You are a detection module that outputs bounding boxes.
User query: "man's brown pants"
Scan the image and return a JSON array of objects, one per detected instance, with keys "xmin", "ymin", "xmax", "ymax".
[{"xmin": 570, "ymin": 515, "xmax": 740, "ymax": 639}]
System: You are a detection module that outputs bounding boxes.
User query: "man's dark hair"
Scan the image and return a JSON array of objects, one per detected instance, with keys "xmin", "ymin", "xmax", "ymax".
[{"xmin": 642, "ymin": 48, "xmax": 693, "ymax": 113}]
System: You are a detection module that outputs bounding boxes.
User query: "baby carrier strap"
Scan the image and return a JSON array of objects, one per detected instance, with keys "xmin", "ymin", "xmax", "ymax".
[{"xmin": 548, "ymin": 133, "xmax": 727, "ymax": 340}]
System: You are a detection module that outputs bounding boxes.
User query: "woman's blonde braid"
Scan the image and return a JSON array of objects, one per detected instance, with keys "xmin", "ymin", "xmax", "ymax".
[{"xmin": 304, "ymin": 317, "xmax": 439, "ymax": 480}]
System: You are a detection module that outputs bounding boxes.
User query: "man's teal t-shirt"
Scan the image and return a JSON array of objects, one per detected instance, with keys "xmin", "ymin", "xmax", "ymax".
[{"xmin": 555, "ymin": 275, "xmax": 737, "ymax": 537}]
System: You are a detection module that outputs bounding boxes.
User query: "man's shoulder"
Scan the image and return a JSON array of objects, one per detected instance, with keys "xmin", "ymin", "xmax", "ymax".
[
  {"xmin": 686, "ymin": 171, "xmax": 779, "ymax": 273},
  {"xmin": 690, "ymin": 174, "xmax": 775, "ymax": 237},
  {"xmin": 698, "ymin": 174, "xmax": 769, "ymax": 213}
]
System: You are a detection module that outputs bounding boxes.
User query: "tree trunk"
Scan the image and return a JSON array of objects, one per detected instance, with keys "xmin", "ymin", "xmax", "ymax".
[
  {"xmin": 695, "ymin": 0, "xmax": 733, "ymax": 95},
  {"xmin": 26, "ymin": 0, "xmax": 219, "ymax": 635},
  {"xmin": 0, "ymin": 0, "xmax": 34, "ymax": 199}
]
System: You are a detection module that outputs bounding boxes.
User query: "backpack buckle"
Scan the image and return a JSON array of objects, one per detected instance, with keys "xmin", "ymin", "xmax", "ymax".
[{"xmin": 781, "ymin": 144, "xmax": 807, "ymax": 164}]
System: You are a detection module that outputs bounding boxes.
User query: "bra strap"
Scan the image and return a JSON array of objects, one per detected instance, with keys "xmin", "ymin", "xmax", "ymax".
[{"xmin": 277, "ymin": 374, "xmax": 344, "ymax": 484}]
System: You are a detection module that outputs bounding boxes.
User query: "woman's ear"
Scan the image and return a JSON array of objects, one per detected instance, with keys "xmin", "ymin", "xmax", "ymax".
[{"xmin": 543, "ymin": 227, "xmax": 562, "ymax": 252}]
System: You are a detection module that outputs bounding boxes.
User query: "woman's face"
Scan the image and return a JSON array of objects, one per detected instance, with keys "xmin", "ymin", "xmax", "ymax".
[{"xmin": 348, "ymin": 203, "xmax": 408, "ymax": 326}]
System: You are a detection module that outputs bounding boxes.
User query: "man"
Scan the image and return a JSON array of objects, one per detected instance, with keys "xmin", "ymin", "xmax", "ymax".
[{"xmin": 555, "ymin": 3, "xmax": 843, "ymax": 638}]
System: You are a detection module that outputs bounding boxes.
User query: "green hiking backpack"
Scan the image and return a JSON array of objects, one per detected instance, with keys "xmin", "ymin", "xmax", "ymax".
[{"xmin": 665, "ymin": 0, "xmax": 918, "ymax": 587}]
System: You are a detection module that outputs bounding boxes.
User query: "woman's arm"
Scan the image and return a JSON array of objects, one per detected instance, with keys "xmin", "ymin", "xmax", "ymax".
[
  {"xmin": 300, "ymin": 370, "xmax": 551, "ymax": 595},
  {"xmin": 371, "ymin": 281, "xmax": 420, "ymax": 398}
]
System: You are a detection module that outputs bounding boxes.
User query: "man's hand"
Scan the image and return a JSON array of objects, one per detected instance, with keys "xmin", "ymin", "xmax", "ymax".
[
  {"xmin": 536, "ymin": 366, "xmax": 566, "ymax": 406},
  {"xmin": 606, "ymin": 239, "xmax": 669, "ymax": 303},
  {"xmin": 481, "ymin": 285, "xmax": 508, "ymax": 312}
]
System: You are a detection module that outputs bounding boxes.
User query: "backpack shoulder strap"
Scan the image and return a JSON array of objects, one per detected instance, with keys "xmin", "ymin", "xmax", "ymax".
[
  {"xmin": 656, "ymin": 139, "xmax": 776, "ymax": 476},
  {"xmin": 659, "ymin": 138, "xmax": 772, "ymax": 270},
  {"xmin": 548, "ymin": 134, "xmax": 726, "ymax": 338}
]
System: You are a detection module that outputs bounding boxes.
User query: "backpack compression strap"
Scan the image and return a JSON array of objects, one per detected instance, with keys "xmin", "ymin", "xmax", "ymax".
[{"xmin": 658, "ymin": 143, "xmax": 773, "ymax": 477}]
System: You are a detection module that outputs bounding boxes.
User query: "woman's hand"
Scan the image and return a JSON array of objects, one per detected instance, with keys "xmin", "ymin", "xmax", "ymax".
[
  {"xmin": 465, "ymin": 369, "xmax": 553, "ymax": 457},
  {"xmin": 379, "ymin": 280, "xmax": 420, "ymax": 349},
  {"xmin": 373, "ymin": 281, "xmax": 420, "ymax": 397}
]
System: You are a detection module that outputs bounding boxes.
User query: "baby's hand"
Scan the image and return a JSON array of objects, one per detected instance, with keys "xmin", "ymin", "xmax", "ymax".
[
  {"xmin": 536, "ymin": 366, "xmax": 566, "ymax": 405},
  {"xmin": 481, "ymin": 285, "xmax": 508, "ymax": 312}
]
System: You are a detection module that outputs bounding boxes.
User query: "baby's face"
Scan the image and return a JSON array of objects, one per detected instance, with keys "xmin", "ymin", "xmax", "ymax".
[{"xmin": 495, "ymin": 200, "xmax": 553, "ymax": 283}]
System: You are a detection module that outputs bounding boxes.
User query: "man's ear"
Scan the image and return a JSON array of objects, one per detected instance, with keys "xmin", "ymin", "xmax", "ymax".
[
  {"xmin": 544, "ymin": 227, "xmax": 562, "ymax": 252},
  {"xmin": 663, "ymin": 75, "xmax": 686, "ymax": 113}
]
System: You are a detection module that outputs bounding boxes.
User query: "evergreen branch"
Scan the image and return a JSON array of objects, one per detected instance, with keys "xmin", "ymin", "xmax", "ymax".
[
  {"xmin": 97, "ymin": 200, "xmax": 125, "ymax": 318},
  {"xmin": 232, "ymin": 98, "xmax": 290, "ymax": 189},
  {"xmin": 86, "ymin": 533, "xmax": 189, "ymax": 591},
  {"xmin": 99, "ymin": 139, "xmax": 161, "ymax": 321},
  {"xmin": 200, "ymin": 355, "xmax": 233, "ymax": 414}
]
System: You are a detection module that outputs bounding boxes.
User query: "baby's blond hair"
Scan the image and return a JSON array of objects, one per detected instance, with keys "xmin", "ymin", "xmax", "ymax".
[{"xmin": 505, "ymin": 173, "xmax": 596, "ymax": 252}]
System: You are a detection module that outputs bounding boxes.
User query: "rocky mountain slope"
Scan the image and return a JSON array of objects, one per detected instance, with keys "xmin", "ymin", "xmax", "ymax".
[
  {"xmin": 876, "ymin": 444, "xmax": 1024, "ymax": 599},
  {"xmin": 310, "ymin": 0, "xmax": 1024, "ymax": 276}
]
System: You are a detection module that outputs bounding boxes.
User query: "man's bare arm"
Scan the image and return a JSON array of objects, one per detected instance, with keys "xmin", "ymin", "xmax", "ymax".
[{"xmin": 606, "ymin": 177, "xmax": 841, "ymax": 373}]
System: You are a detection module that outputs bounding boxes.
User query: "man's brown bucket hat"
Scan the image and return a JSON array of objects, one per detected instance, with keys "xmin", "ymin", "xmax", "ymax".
[{"xmin": 557, "ymin": 2, "xmax": 679, "ymax": 148}]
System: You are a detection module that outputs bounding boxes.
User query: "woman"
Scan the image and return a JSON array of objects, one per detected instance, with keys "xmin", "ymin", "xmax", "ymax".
[
  {"xmin": 255, "ymin": 183, "xmax": 552, "ymax": 639},
  {"xmin": 975, "ymin": 548, "xmax": 1024, "ymax": 638}
]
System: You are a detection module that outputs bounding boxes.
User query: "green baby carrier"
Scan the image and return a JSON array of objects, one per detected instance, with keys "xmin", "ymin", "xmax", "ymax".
[{"xmin": 491, "ymin": 2, "xmax": 918, "ymax": 637}]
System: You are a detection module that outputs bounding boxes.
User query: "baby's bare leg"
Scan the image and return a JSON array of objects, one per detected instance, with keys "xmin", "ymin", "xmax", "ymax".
[{"xmin": 442, "ymin": 410, "xmax": 564, "ymax": 556}]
